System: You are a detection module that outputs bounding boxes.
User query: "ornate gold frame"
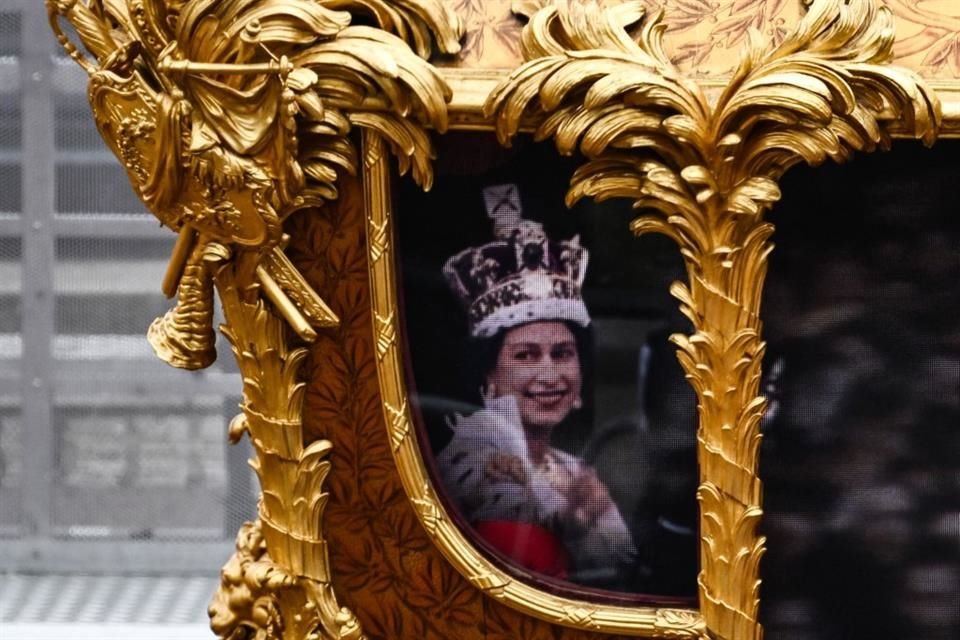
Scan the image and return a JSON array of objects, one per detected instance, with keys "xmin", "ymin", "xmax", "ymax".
[
  {"xmin": 47, "ymin": 1, "xmax": 948, "ymax": 639},
  {"xmin": 365, "ymin": 129, "xmax": 706, "ymax": 636}
]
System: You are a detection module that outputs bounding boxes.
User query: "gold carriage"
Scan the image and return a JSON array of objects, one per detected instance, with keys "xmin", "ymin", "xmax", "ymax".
[{"xmin": 45, "ymin": 1, "xmax": 958, "ymax": 638}]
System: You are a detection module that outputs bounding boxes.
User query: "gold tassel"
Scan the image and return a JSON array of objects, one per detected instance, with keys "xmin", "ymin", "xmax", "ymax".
[{"xmin": 148, "ymin": 241, "xmax": 217, "ymax": 370}]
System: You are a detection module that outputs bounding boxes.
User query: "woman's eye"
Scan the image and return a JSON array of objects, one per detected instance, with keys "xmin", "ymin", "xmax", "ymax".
[
  {"xmin": 552, "ymin": 347, "xmax": 575, "ymax": 361},
  {"xmin": 513, "ymin": 350, "xmax": 533, "ymax": 361}
]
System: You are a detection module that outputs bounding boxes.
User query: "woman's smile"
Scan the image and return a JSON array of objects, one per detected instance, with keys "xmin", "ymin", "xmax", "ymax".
[
  {"xmin": 486, "ymin": 321, "xmax": 583, "ymax": 429},
  {"xmin": 526, "ymin": 389, "xmax": 569, "ymax": 405}
]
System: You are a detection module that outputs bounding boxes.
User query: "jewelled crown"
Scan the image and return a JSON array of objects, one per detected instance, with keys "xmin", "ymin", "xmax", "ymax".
[{"xmin": 442, "ymin": 184, "xmax": 590, "ymax": 338}]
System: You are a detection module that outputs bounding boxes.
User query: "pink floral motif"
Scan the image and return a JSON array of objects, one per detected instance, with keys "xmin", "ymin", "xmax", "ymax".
[
  {"xmin": 447, "ymin": 0, "xmax": 523, "ymax": 67},
  {"xmin": 887, "ymin": 0, "xmax": 960, "ymax": 78},
  {"xmin": 442, "ymin": 0, "xmax": 797, "ymax": 75}
]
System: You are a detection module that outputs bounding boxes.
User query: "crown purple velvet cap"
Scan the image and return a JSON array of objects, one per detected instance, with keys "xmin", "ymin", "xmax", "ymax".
[{"xmin": 442, "ymin": 184, "xmax": 590, "ymax": 338}]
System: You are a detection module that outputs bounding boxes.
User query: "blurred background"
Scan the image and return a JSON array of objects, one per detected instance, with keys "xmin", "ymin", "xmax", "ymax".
[
  {"xmin": 758, "ymin": 139, "xmax": 960, "ymax": 640},
  {"xmin": 0, "ymin": 3, "xmax": 256, "ymax": 638}
]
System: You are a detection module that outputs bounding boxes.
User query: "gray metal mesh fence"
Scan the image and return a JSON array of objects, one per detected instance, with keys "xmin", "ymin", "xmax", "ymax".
[
  {"xmin": 0, "ymin": 1, "xmax": 254, "ymax": 565},
  {"xmin": 52, "ymin": 407, "xmax": 230, "ymax": 538},
  {"xmin": 0, "ymin": 6, "xmax": 21, "ymax": 537}
]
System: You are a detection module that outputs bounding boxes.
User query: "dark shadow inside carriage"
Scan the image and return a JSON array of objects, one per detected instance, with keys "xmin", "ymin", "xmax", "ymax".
[{"xmin": 759, "ymin": 141, "xmax": 960, "ymax": 640}]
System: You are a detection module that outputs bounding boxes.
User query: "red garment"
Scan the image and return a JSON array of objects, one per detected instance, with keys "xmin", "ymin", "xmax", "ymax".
[{"xmin": 474, "ymin": 520, "xmax": 571, "ymax": 579}]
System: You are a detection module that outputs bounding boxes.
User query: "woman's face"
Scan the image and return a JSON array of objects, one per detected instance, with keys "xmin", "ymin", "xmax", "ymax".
[{"xmin": 487, "ymin": 321, "xmax": 582, "ymax": 429}]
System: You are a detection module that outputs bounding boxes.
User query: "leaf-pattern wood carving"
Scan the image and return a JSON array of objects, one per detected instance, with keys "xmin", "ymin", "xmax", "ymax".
[
  {"xmin": 443, "ymin": 0, "xmax": 960, "ymax": 78},
  {"xmin": 287, "ymin": 174, "xmax": 615, "ymax": 640},
  {"xmin": 887, "ymin": 0, "xmax": 960, "ymax": 77},
  {"xmin": 441, "ymin": 0, "xmax": 801, "ymax": 75}
]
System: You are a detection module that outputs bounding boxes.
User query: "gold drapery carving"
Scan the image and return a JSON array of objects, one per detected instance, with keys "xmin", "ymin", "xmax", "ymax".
[{"xmin": 484, "ymin": 0, "xmax": 941, "ymax": 637}]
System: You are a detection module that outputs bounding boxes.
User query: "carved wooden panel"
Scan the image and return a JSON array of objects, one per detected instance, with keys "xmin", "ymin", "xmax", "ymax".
[{"xmin": 289, "ymin": 174, "xmax": 617, "ymax": 640}]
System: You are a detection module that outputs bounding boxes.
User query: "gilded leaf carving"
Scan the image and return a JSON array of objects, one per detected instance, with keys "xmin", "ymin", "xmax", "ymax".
[
  {"xmin": 485, "ymin": 0, "xmax": 940, "ymax": 637},
  {"xmin": 385, "ymin": 401, "xmax": 411, "ymax": 450},
  {"xmin": 373, "ymin": 311, "xmax": 397, "ymax": 359},
  {"xmin": 210, "ymin": 255, "xmax": 361, "ymax": 640},
  {"xmin": 368, "ymin": 217, "xmax": 390, "ymax": 263},
  {"xmin": 49, "ymin": 0, "xmax": 460, "ymax": 371}
]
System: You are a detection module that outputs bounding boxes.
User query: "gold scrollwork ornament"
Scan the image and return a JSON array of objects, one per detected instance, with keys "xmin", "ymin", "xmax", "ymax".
[
  {"xmin": 48, "ymin": 0, "xmax": 462, "ymax": 368},
  {"xmin": 47, "ymin": 1, "xmax": 463, "ymax": 640},
  {"xmin": 486, "ymin": 0, "xmax": 940, "ymax": 638}
]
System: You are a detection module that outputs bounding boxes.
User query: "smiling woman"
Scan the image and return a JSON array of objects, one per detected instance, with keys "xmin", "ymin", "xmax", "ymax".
[
  {"xmin": 435, "ymin": 200, "xmax": 636, "ymax": 586},
  {"xmin": 487, "ymin": 322, "xmax": 582, "ymax": 436},
  {"xmin": 393, "ymin": 134, "xmax": 702, "ymax": 601}
]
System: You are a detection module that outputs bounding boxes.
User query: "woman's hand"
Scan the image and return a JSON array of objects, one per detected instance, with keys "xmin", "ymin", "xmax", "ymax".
[
  {"xmin": 484, "ymin": 452, "xmax": 528, "ymax": 485},
  {"xmin": 566, "ymin": 467, "xmax": 614, "ymax": 530}
]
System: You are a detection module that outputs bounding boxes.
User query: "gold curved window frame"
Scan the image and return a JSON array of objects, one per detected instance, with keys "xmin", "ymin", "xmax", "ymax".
[
  {"xmin": 43, "ymin": 0, "xmax": 955, "ymax": 639},
  {"xmin": 370, "ymin": 1, "xmax": 946, "ymax": 638},
  {"xmin": 364, "ymin": 130, "xmax": 706, "ymax": 636}
]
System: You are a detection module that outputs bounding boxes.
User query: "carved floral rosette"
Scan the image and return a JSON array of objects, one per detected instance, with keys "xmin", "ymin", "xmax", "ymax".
[{"xmin": 45, "ymin": 1, "xmax": 944, "ymax": 640}]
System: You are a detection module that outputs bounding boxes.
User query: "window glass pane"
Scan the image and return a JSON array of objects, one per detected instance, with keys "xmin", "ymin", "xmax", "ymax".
[
  {"xmin": 396, "ymin": 133, "xmax": 698, "ymax": 599},
  {"xmin": 761, "ymin": 141, "xmax": 960, "ymax": 640}
]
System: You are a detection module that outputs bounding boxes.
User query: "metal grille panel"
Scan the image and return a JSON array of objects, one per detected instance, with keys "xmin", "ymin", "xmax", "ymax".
[
  {"xmin": 0, "ymin": 0, "xmax": 256, "ymax": 566},
  {"xmin": 51, "ymin": 407, "xmax": 231, "ymax": 538},
  {"xmin": 0, "ymin": 574, "xmax": 217, "ymax": 624}
]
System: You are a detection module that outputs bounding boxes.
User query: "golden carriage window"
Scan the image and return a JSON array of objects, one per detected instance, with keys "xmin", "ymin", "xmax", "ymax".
[{"xmin": 395, "ymin": 134, "xmax": 698, "ymax": 599}]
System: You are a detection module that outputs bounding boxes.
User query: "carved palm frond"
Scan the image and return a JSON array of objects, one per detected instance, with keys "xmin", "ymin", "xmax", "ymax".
[
  {"xmin": 487, "ymin": 0, "xmax": 941, "ymax": 236},
  {"xmin": 716, "ymin": 0, "xmax": 940, "ymax": 183},
  {"xmin": 485, "ymin": 1, "xmax": 940, "ymax": 638},
  {"xmin": 485, "ymin": 1, "xmax": 710, "ymax": 228},
  {"xmin": 322, "ymin": 0, "xmax": 463, "ymax": 58},
  {"xmin": 291, "ymin": 24, "xmax": 452, "ymax": 193}
]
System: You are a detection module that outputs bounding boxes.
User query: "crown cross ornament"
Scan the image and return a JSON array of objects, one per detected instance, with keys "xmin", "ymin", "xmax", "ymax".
[{"xmin": 444, "ymin": 184, "xmax": 589, "ymax": 337}]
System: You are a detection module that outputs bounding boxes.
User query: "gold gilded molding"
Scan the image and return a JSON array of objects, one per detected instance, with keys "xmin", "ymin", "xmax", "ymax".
[
  {"xmin": 484, "ymin": 0, "xmax": 940, "ymax": 638},
  {"xmin": 48, "ymin": 1, "xmax": 462, "ymax": 639},
  {"xmin": 365, "ymin": 127, "xmax": 706, "ymax": 637}
]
